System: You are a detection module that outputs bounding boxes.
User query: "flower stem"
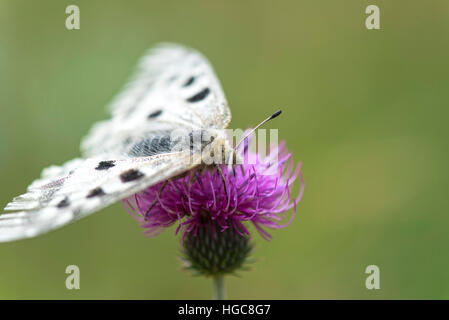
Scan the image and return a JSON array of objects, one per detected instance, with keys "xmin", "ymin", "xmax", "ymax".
[{"xmin": 213, "ymin": 275, "xmax": 226, "ymax": 300}]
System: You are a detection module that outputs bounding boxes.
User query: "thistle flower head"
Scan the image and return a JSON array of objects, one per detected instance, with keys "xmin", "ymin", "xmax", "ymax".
[
  {"xmin": 123, "ymin": 141, "xmax": 304, "ymax": 240},
  {"xmin": 123, "ymin": 139, "xmax": 304, "ymax": 275}
]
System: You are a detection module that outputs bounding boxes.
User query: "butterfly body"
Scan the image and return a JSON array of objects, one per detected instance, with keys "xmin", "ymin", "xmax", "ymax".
[{"xmin": 0, "ymin": 44, "xmax": 236, "ymax": 242}]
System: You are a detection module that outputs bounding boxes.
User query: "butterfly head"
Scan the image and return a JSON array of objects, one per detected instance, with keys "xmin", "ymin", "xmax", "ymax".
[{"xmin": 198, "ymin": 128, "xmax": 240, "ymax": 166}]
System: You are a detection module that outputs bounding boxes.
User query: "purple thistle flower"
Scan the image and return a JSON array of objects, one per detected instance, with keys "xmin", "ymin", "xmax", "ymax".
[{"xmin": 123, "ymin": 141, "xmax": 304, "ymax": 242}]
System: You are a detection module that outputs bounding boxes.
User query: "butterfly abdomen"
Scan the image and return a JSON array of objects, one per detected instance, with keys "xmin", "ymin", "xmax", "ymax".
[
  {"xmin": 128, "ymin": 135, "xmax": 173, "ymax": 157},
  {"xmin": 127, "ymin": 130, "xmax": 216, "ymax": 158}
]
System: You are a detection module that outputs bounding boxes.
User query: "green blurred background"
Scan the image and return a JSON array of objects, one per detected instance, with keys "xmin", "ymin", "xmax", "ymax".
[{"xmin": 0, "ymin": 0, "xmax": 448, "ymax": 299}]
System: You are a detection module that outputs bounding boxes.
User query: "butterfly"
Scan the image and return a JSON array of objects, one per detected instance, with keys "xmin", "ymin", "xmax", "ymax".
[{"xmin": 0, "ymin": 43, "xmax": 243, "ymax": 242}]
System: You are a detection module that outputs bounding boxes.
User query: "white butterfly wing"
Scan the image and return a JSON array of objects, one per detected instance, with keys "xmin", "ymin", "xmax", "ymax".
[
  {"xmin": 81, "ymin": 43, "xmax": 231, "ymax": 157},
  {"xmin": 1, "ymin": 43, "xmax": 232, "ymax": 242},
  {"xmin": 0, "ymin": 151, "xmax": 196, "ymax": 242}
]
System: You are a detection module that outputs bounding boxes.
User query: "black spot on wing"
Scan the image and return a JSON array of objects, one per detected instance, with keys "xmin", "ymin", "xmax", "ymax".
[
  {"xmin": 148, "ymin": 110, "xmax": 163, "ymax": 119},
  {"xmin": 183, "ymin": 76, "xmax": 195, "ymax": 87},
  {"xmin": 86, "ymin": 187, "xmax": 105, "ymax": 198},
  {"xmin": 57, "ymin": 197, "xmax": 70, "ymax": 208},
  {"xmin": 96, "ymin": 161, "xmax": 115, "ymax": 170},
  {"xmin": 186, "ymin": 88, "xmax": 210, "ymax": 103},
  {"xmin": 120, "ymin": 169, "xmax": 144, "ymax": 182}
]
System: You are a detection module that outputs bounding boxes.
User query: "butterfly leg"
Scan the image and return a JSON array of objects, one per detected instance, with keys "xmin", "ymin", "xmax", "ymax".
[
  {"xmin": 144, "ymin": 180, "xmax": 168, "ymax": 219},
  {"xmin": 240, "ymin": 164, "xmax": 245, "ymax": 176},
  {"xmin": 216, "ymin": 165, "xmax": 229, "ymax": 202}
]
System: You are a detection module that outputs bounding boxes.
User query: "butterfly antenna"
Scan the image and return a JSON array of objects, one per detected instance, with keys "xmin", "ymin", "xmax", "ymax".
[{"xmin": 235, "ymin": 109, "xmax": 282, "ymax": 149}]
